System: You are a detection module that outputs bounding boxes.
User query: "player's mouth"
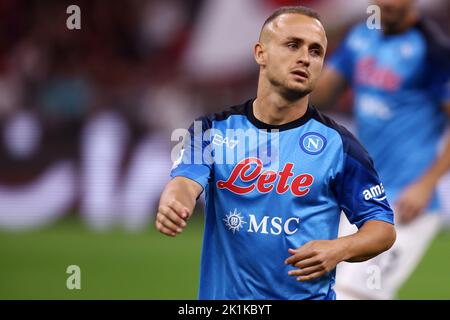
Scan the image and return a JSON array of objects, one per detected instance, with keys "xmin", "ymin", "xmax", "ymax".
[{"xmin": 291, "ymin": 70, "xmax": 309, "ymax": 80}]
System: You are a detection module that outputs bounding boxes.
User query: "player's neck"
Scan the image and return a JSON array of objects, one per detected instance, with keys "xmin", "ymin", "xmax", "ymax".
[
  {"xmin": 253, "ymin": 92, "xmax": 309, "ymax": 126},
  {"xmin": 383, "ymin": 9, "xmax": 418, "ymax": 35}
]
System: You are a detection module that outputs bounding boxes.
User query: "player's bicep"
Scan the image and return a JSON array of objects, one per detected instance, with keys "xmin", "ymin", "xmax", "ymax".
[
  {"xmin": 334, "ymin": 130, "xmax": 394, "ymax": 228},
  {"xmin": 170, "ymin": 116, "xmax": 214, "ymax": 192}
]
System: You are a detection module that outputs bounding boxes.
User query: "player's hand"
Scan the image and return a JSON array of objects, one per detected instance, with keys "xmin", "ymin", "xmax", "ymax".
[
  {"xmin": 395, "ymin": 179, "xmax": 434, "ymax": 224},
  {"xmin": 155, "ymin": 199, "xmax": 191, "ymax": 237},
  {"xmin": 284, "ymin": 240, "xmax": 345, "ymax": 282}
]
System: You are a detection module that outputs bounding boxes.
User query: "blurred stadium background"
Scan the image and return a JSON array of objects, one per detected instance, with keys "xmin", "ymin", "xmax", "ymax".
[{"xmin": 0, "ymin": 0, "xmax": 449, "ymax": 299}]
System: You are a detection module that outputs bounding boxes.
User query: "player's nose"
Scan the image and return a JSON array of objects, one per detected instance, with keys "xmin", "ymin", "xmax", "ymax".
[{"xmin": 296, "ymin": 47, "xmax": 310, "ymax": 66}]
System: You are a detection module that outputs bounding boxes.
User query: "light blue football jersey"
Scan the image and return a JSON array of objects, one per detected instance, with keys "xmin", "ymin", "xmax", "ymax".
[
  {"xmin": 171, "ymin": 100, "xmax": 394, "ymax": 300},
  {"xmin": 328, "ymin": 20, "xmax": 450, "ymax": 209}
]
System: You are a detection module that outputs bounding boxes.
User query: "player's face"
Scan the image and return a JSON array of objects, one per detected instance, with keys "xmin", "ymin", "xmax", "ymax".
[
  {"xmin": 257, "ymin": 14, "xmax": 327, "ymax": 99},
  {"xmin": 374, "ymin": 0, "xmax": 413, "ymax": 33}
]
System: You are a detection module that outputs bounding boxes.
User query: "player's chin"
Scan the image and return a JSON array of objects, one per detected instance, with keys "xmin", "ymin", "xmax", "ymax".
[
  {"xmin": 286, "ymin": 83, "xmax": 312, "ymax": 96},
  {"xmin": 289, "ymin": 77, "xmax": 310, "ymax": 87}
]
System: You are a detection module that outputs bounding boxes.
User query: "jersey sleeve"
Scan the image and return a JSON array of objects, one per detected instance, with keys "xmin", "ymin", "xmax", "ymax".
[
  {"xmin": 333, "ymin": 127, "xmax": 394, "ymax": 228},
  {"xmin": 327, "ymin": 25, "xmax": 362, "ymax": 84},
  {"xmin": 170, "ymin": 116, "xmax": 213, "ymax": 191},
  {"xmin": 420, "ymin": 20, "xmax": 450, "ymax": 105},
  {"xmin": 426, "ymin": 42, "xmax": 450, "ymax": 105}
]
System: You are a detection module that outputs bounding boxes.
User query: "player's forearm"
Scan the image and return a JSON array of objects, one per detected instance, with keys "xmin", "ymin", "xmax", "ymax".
[
  {"xmin": 160, "ymin": 177, "xmax": 202, "ymax": 216},
  {"xmin": 311, "ymin": 67, "xmax": 347, "ymax": 110},
  {"xmin": 156, "ymin": 177, "xmax": 203, "ymax": 236},
  {"xmin": 418, "ymin": 133, "xmax": 450, "ymax": 188},
  {"xmin": 337, "ymin": 220, "xmax": 396, "ymax": 263}
]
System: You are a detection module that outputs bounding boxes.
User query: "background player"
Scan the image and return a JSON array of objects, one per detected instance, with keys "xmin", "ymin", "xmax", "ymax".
[
  {"xmin": 312, "ymin": 0, "xmax": 450, "ymax": 299},
  {"xmin": 156, "ymin": 6, "xmax": 396, "ymax": 300}
]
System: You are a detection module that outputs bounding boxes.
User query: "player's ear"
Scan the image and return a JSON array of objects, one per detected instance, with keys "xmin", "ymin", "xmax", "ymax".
[{"xmin": 254, "ymin": 42, "xmax": 266, "ymax": 66}]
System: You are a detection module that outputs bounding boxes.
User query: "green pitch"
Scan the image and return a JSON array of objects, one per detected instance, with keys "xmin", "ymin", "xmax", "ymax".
[{"xmin": 0, "ymin": 215, "xmax": 449, "ymax": 299}]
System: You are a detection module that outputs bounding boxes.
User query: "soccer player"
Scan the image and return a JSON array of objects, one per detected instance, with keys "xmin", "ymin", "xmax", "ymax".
[
  {"xmin": 156, "ymin": 6, "xmax": 396, "ymax": 300},
  {"xmin": 312, "ymin": 0, "xmax": 450, "ymax": 299}
]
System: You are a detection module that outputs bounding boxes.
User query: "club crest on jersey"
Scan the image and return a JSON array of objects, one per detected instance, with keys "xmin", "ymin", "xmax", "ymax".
[
  {"xmin": 299, "ymin": 132, "xmax": 327, "ymax": 155},
  {"xmin": 217, "ymin": 157, "xmax": 314, "ymax": 196}
]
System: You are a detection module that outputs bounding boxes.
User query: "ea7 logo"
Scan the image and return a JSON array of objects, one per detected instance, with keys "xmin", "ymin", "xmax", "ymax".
[
  {"xmin": 363, "ymin": 184, "xmax": 386, "ymax": 201},
  {"xmin": 212, "ymin": 134, "xmax": 239, "ymax": 149}
]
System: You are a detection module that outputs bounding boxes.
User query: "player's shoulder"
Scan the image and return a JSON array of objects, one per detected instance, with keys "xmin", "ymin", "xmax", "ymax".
[
  {"xmin": 309, "ymin": 106, "xmax": 375, "ymax": 167},
  {"xmin": 350, "ymin": 22, "xmax": 370, "ymax": 35},
  {"xmin": 413, "ymin": 18, "xmax": 450, "ymax": 64},
  {"xmin": 195, "ymin": 100, "xmax": 249, "ymax": 127},
  {"xmin": 344, "ymin": 22, "xmax": 372, "ymax": 40},
  {"xmin": 338, "ymin": 22, "xmax": 376, "ymax": 53},
  {"xmin": 414, "ymin": 19, "xmax": 450, "ymax": 49}
]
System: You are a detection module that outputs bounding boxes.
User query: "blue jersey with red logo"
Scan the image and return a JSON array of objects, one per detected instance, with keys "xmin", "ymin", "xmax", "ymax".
[
  {"xmin": 170, "ymin": 100, "xmax": 394, "ymax": 300},
  {"xmin": 328, "ymin": 20, "xmax": 450, "ymax": 209}
]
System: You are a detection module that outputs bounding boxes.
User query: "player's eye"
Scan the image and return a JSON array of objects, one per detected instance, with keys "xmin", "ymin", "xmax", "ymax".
[
  {"xmin": 309, "ymin": 48, "xmax": 322, "ymax": 57},
  {"xmin": 287, "ymin": 42, "xmax": 298, "ymax": 49}
]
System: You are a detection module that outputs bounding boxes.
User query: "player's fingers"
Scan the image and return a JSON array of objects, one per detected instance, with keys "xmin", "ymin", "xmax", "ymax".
[
  {"xmin": 156, "ymin": 216, "xmax": 176, "ymax": 234},
  {"xmin": 297, "ymin": 270, "xmax": 326, "ymax": 282},
  {"xmin": 166, "ymin": 200, "xmax": 190, "ymax": 219},
  {"xmin": 155, "ymin": 220, "xmax": 176, "ymax": 237},
  {"xmin": 285, "ymin": 248, "xmax": 316, "ymax": 265},
  {"xmin": 158, "ymin": 205, "xmax": 187, "ymax": 228},
  {"xmin": 294, "ymin": 257, "xmax": 320, "ymax": 269},
  {"xmin": 288, "ymin": 265, "xmax": 323, "ymax": 277},
  {"xmin": 157, "ymin": 213, "xmax": 183, "ymax": 234}
]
